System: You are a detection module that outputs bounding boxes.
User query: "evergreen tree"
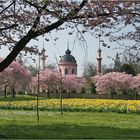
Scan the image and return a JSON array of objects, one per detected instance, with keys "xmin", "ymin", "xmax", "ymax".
[
  {"xmin": 120, "ymin": 63, "xmax": 136, "ymax": 76},
  {"xmin": 114, "ymin": 53, "xmax": 121, "ymax": 71}
]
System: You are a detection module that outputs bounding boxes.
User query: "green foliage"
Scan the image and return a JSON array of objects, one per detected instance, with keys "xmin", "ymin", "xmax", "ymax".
[
  {"xmin": 90, "ymin": 83, "xmax": 96, "ymax": 94},
  {"xmin": 0, "ymin": 95, "xmax": 36, "ymax": 102},
  {"xmin": 0, "ymin": 110, "xmax": 140, "ymax": 139},
  {"xmin": 84, "ymin": 78, "xmax": 96, "ymax": 94},
  {"xmin": 114, "ymin": 52, "xmax": 121, "ymax": 71},
  {"xmin": 18, "ymin": 91, "xmax": 25, "ymax": 95},
  {"xmin": 120, "ymin": 63, "xmax": 136, "ymax": 75},
  {"xmin": 80, "ymin": 87, "xmax": 86, "ymax": 94},
  {"xmin": 1, "ymin": 97, "xmax": 140, "ymax": 114}
]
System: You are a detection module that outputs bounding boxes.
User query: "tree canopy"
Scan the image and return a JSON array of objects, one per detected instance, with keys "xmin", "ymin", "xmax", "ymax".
[{"xmin": 0, "ymin": 0, "xmax": 139, "ymax": 71}]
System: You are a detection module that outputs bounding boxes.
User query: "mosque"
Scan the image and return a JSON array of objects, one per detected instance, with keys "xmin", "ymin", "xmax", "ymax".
[
  {"xmin": 30, "ymin": 46, "xmax": 102, "ymax": 94},
  {"xmin": 39, "ymin": 47, "xmax": 102, "ymax": 76},
  {"xmin": 58, "ymin": 48, "xmax": 77, "ymax": 75}
]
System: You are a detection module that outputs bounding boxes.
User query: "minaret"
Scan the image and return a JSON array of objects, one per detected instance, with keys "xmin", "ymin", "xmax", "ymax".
[
  {"xmin": 96, "ymin": 47, "xmax": 102, "ymax": 75},
  {"xmin": 40, "ymin": 48, "xmax": 47, "ymax": 70}
]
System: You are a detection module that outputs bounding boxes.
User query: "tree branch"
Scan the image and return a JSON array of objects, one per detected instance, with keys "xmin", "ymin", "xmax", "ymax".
[
  {"xmin": 0, "ymin": 0, "xmax": 88, "ymax": 72},
  {"xmin": 0, "ymin": 30, "xmax": 35, "ymax": 72},
  {"xmin": 0, "ymin": 1, "xmax": 15, "ymax": 14},
  {"xmin": 24, "ymin": 0, "xmax": 40, "ymax": 11},
  {"xmin": 0, "ymin": 24, "xmax": 18, "ymax": 32}
]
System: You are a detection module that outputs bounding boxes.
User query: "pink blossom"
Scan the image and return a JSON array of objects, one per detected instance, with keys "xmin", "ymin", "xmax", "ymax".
[
  {"xmin": 130, "ymin": 74, "xmax": 140, "ymax": 93},
  {"xmin": 94, "ymin": 72, "xmax": 132, "ymax": 94},
  {"xmin": 63, "ymin": 75, "xmax": 82, "ymax": 92}
]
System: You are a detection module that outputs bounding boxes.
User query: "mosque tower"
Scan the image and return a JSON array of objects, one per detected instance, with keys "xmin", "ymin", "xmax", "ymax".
[{"xmin": 96, "ymin": 47, "xmax": 102, "ymax": 75}]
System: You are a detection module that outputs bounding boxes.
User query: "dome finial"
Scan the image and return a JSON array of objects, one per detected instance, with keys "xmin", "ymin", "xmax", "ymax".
[
  {"xmin": 41, "ymin": 40, "xmax": 45, "ymax": 52},
  {"xmin": 67, "ymin": 41, "xmax": 69, "ymax": 50},
  {"xmin": 65, "ymin": 41, "xmax": 71, "ymax": 55}
]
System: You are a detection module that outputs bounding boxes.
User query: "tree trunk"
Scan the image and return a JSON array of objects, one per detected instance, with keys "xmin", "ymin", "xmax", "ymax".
[
  {"xmin": 47, "ymin": 89, "xmax": 50, "ymax": 99},
  {"xmin": 68, "ymin": 89, "xmax": 71, "ymax": 98},
  {"xmin": 0, "ymin": 21, "xmax": 65, "ymax": 72},
  {"xmin": 12, "ymin": 87, "xmax": 16, "ymax": 98},
  {"xmin": 133, "ymin": 92, "xmax": 137, "ymax": 100},
  {"xmin": 111, "ymin": 91, "xmax": 114, "ymax": 99},
  {"xmin": 4, "ymin": 85, "xmax": 7, "ymax": 98}
]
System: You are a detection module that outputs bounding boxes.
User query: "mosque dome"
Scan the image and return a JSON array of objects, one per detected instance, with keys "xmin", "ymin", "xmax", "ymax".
[{"xmin": 59, "ymin": 49, "xmax": 77, "ymax": 64}]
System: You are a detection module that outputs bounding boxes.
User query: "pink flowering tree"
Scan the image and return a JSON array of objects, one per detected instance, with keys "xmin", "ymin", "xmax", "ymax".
[
  {"xmin": 30, "ymin": 76, "xmax": 38, "ymax": 94},
  {"xmin": 63, "ymin": 75, "xmax": 81, "ymax": 94},
  {"xmin": 7, "ymin": 61, "xmax": 31, "ymax": 98},
  {"xmin": 130, "ymin": 74, "xmax": 140, "ymax": 99},
  {"xmin": 0, "ymin": 68, "xmax": 11, "ymax": 98},
  {"xmin": 114, "ymin": 72, "xmax": 132, "ymax": 94},
  {"xmin": 130, "ymin": 75, "xmax": 140, "ymax": 92},
  {"xmin": 39, "ymin": 69, "xmax": 60, "ymax": 98},
  {"xmin": 92, "ymin": 74, "xmax": 102, "ymax": 84},
  {"xmin": 0, "ymin": 57, "xmax": 10, "ymax": 97},
  {"xmin": 0, "ymin": 58, "xmax": 31, "ymax": 98},
  {"xmin": 94, "ymin": 72, "xmax": 132, "ymax": 98}
]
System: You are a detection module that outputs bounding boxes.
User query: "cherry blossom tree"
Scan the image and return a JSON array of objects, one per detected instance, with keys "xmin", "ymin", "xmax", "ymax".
[
  {"xmin": 130, "ymin": 75, "xmax": 140, "ymax": 92},
  {"xmin": 0, "ymin": 57, "xmax": 10, "ymax": 97},
  {"xmin": 0, "ymin": 1, "xmax": 139, "ymax": 71},
  {"xmin": 0, "ymin": 57, "xmax": 31, "ymax": 98},
  {"xmin": 0, "ymin": 68, "xmax": 11, "ymax": 98},
  {"xmin": 92, "ymin": 74, "xmax": 102, "ymax": 84},
  {"xmin": 7, "ymin": 61, "xmax": 31, "ymax": 98},
  {"xmin": 63, "ymin": 75, "xmax": 81, "ymax": 94},
  {"xmin": 94, "ymin": 72, "xmax": 132, "ymax": 98},
  {"xmin": 130, "ymin": 74, "xmax": 140, "ymax": 99},
  {"xmin": 39, "ymin": 69, "xmax": 60, "ymax": 98},
  {"xmin": 30, "ymin": 76, "xmax": 38, "ymax": 94}
]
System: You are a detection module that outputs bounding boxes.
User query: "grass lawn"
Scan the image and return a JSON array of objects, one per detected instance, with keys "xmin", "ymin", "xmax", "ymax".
[
  {"xmin": 0, "ymin": 94, "xmax": 37, "ymax": 101},
  {"xmin": 0, "ymin": 109, "xmax": 140, "ymax": 139}
]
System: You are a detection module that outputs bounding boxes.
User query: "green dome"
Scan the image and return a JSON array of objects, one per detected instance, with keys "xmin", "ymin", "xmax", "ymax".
[{"xmin": 59, "ymin": 49, "xmax": 77, "ymax": 63}]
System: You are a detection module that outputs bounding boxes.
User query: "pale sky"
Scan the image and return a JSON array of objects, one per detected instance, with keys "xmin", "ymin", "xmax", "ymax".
[
  {"xmin": 0, "ymin": 27, "xmax": 118, "ymax": 76},
  {"xmin": 1, "ymin": 24, "xmax": 134, "ymax": 76},
  {"xmin": 0, "ymin": 1, "xmax": 137, "ymax": 76}
]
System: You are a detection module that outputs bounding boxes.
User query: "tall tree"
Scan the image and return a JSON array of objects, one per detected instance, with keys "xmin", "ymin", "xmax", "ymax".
[
  {"xmin": 83, "ymin": 62, "xmax": 96, "ymax": 78},
  {"xmin": 121, "ymin": 47, "xmax": 140, "ymax": 74},
  {"xmin": 0, "ymin": 0, "xmax": 139, "ymax": 71},
  {"xmin": 114, "ymin": 52, "xmax": 121, "ymax": 72},
  {"xmin": 120, "ymin": 63, "xmax": 136, "ymax": 76}
]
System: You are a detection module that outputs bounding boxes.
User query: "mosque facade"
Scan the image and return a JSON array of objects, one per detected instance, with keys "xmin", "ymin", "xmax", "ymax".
[
  {"xmin": 39, "ymin": 47, "xmax": 102, "ymax": 76},
  {"xmin": 58, "ymin": 49, "xmax": 77, "ymax": 76}
]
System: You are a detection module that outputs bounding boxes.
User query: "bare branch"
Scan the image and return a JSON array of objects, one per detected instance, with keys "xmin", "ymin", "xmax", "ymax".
[
  {"xmin": 0, "ymin": 1, "xmax": 14, "ymax": 14},
  {"xmin": 0, "ymin": 24, "xmax": 18, "ymax": 32},
  {"xmin": 24, "ymin": 0, "xmax": 40, "ymax": 11}
]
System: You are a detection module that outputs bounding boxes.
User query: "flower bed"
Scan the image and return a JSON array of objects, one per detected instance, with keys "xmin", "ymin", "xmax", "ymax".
[{"xmin": 0, "ymin": 99, "xmax": 140, "ymax": 113}]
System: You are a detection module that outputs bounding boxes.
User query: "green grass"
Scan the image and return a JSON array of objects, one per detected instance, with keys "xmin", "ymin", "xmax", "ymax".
[
  {"xmin": 0, "ymin": 94, "xmax": 48, "ymax": 102},
  {"xmin": 0, "ymin": 94, "xmax": 36, "ymax": 101},
  {"xmin": 0, "ymin": 110, "xmax": 140, "ymax": 139}
]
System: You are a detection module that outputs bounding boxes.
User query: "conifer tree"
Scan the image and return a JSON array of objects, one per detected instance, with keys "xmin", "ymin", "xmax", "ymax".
[{"xmin": 114, "ymin": 53, "xmax": 121, "ymax": 72}]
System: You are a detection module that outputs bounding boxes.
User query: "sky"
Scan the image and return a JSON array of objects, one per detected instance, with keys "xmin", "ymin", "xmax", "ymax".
[
  {"xmin": 42, "ymin": 30, "xmax": 117, "ymax": 76},
  {"xmin": 0, "ymin": 27, "xmax": 118, "ymax": 76},
  {"xmin": 0, "ymin": 0, "xmax": 138, "ymax": 77}
]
